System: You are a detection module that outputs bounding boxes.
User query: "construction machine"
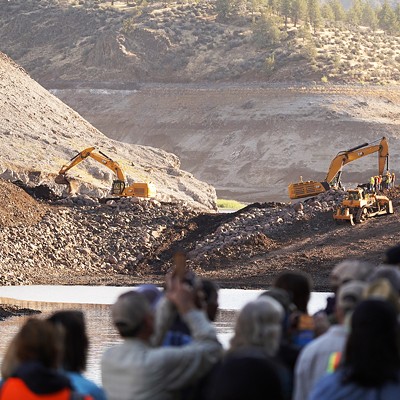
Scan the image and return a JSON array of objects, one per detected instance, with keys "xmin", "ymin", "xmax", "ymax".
[
  {"xmin": 288, "ymin": 137, "xmax": 389, "ymax": 200},
  {"xmin": 333, "ymin": 187, "xmax": 393, "ymax": 225},
  {"xmin": 55, "ymin": 147, "xmax": 156, "ymax": 198}
]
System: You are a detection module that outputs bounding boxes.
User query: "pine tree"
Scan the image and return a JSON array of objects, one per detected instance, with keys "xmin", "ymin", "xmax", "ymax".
[
  {"xmin": 268, "ymin": 0, "xmax": 281, "ymax": 15},
  {"xmin": 252, "ymin": 13, "xmax": 282, "ymax": 46},
  {"xmin": 321, "ymin": 2, "xmax": 334, "ymax": 21},
  {"xmin": 361, "ymin": 2, "xmax": 378, "ymax": 31},
  {"xmin": 378, "ymin": 0, "xmax": 398, "ymax": 34},
  {"xmin": 307, "ymin": 0, "xmax": 321, "ymax": 33},
  {"xmin": 281, "ymin": 0, "xmax": 292, "ymax": 26},
  {"xmin": 347, "ymin": 0, "xmax": 363, "ymax": 26},
  {"xmin": 291, "ymin": 0, "xmax": 306, "ymax": 26},
  {"xmin": 328, "ymin": 0, "xmax": 345, "ymax": 23}
]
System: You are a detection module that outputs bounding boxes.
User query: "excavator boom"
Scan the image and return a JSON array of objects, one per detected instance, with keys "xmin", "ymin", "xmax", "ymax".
[
  {"xmin": 325, "ymin": 138, "xmax": 388, "ymax": 183},
  {"xmin": 288, "ymin": 137, "xmax": 389, "ymax": 200}
]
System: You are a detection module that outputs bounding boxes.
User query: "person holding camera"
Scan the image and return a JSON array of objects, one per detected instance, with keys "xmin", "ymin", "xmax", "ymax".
[{"xmin": 101, "ymin": 274, "xmax": 222, "ymax": 400}]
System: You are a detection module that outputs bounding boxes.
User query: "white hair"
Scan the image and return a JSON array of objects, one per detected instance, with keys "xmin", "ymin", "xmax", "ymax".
[{"xmin": 230, "ymin": 297, "xmax": 284, "ymax": 356}]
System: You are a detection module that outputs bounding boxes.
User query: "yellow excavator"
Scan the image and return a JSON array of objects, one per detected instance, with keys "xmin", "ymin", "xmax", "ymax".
[
  {"xmin": 55, "ymin": 147, "xmax": 156, "ymax": 198},
  {"xmin": 288, "ymin": 137, "xmax": 389, "ymax": 200}
]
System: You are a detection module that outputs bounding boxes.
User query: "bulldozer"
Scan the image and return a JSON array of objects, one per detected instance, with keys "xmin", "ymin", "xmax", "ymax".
[
  {"xmin": 288, "ymin": 137, "xmax": 389, "ymax": 199},
  {"xmin": 333, "ymin": 187, "xmax": 393, "ymax": 225},
  {"xmin": 55, "ymin": 147, "xmax": 156, "ymax": 198}
]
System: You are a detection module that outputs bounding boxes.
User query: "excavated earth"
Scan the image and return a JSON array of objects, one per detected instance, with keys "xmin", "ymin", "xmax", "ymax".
[
  {"xmin": 2, "ymin": 1, "xmax": 400, "ymax": 295},
  {"xmin": 1, "ymin": 178, "xmax": 399, "ymax": 291}
]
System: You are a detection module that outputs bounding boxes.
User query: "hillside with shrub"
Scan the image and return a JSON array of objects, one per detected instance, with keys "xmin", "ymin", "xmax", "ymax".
[{"xmin": 2, "ymin": 0, "xmax": 400, "ymax": 85}]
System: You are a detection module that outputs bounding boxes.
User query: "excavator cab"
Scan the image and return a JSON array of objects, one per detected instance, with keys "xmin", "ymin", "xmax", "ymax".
[{"xmin": 111, "ymin": 180, "xmax": 125, "ymax": 196}]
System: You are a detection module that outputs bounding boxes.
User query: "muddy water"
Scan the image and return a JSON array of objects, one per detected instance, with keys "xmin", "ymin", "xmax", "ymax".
[{"xmin": 0, "ymin": 286, "xmax": 331, "ymax": 385}]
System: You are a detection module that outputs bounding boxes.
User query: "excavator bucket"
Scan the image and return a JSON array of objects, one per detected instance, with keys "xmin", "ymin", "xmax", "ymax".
[
  {"xmin": 288, "ymin": 181, "xmax": 330, "ymax": 199},
  {"xmin": 55, "ymin": 174, "xmax": 70, "ymax": 185},
  {"xmin": 55, "ymin": 174, "xmax": 79, "ymax": 195}
]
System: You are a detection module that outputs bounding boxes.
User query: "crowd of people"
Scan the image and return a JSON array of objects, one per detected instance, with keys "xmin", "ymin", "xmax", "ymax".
[
  {"xmin": 1, "ymin": 244, "xmax": 400, "ymax": 399},
  {"xmin": 369, "ymin": 171, "xmax": 396, "ymax": 192}
]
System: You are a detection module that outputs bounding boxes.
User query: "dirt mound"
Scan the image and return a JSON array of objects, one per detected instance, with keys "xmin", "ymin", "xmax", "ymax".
[{"xmin": 0, "ymin": 180, "xmax": 48, "ymax": 227}]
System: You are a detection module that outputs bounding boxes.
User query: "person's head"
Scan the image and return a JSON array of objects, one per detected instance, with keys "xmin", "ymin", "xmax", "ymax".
[
  {"xmin": 364, "ymin": 278, "xmax": 400, "ymax": 312},
  {"xmin": 200, "ymin": 279, "xmax": 219, "ymax": 322},
  {"xmin": 274, "ymin": 270, "xmax": 312, "ymax": 313},
  {"xmin": 112, "ymin": 291, "xmax": 153, "ymax": 339},
  {"xmin": 259, "ymin": 287, "xmax": 295, "ymax": 314},
  {"xmin": 367, "ymin": 265, "xmax": 400, "ymax": 294},
  {"xmin": 259, "ymin": 287, "xmax": 296, "ymax": 341},
  {"xmin": 335, "ymin": 280, "xmax": 366, "ymax": 324},
  {"xmin": 230, "ymin": 297, "xmax": 284, "ymax": 356},
  {"xmin": 384, "ymin": 245, "xmax": 400, "ymax": 266},
  {"xmin": 12, "ymin": 318, "xmax": 62, "ymax": 369},
  {"xmin": 47, "ymin": 310, "xmax": 88, "ymax": 373},
  {"xmin": 330, "ymin": 259, "xmax": 374, "ymax": 293},
  {"xmin": 136, "ymin": 284, "xmax": 163, "ymax": 310},
  {"xmin": 343, "ymin": 299, "xmax": 400, "ymax": 386}
]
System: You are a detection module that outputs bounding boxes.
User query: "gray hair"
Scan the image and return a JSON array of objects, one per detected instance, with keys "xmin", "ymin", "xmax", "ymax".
[{"xmin": 229, "ymin": 297, "xmax": 284, "ymax": 356}]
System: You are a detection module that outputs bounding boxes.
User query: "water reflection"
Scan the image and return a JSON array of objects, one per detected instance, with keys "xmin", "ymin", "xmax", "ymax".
[
  {"xmin": 0, "ymin": 287, "xmax": 331, "ymax": 385},
  {"xmin": 0, "ymin": 302, "xmax": 238, "ymax": 385},
  {"xmin": 0, "ymin": 302, "xmax": 118, "ymax": 384}
]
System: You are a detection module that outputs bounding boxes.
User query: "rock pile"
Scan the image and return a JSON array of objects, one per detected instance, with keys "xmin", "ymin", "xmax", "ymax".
[
  {"xmin": 185, "ymin": 189, "xmax": 347, "ymax": 269},
  {"xmin": 0, "ymin": 177, "xmax": 350, "ymax": 286},
  {"xmin": 0, "ymin": 187, "xmax": 200, "ymax": 285},
  {"xmin": 2, "ymin": 179, "xmax": 398, "ymax": 286}
]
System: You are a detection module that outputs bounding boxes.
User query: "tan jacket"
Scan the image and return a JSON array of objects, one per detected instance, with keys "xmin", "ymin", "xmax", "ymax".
[{"xmin": 101, "ymin": 310, "xmax": 222, "ymax": 400}]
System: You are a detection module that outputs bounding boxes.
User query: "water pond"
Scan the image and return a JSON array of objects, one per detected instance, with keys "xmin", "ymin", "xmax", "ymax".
[{"xmin": 0, "ymin": 286, "xmax": 331, "ymax": 384}]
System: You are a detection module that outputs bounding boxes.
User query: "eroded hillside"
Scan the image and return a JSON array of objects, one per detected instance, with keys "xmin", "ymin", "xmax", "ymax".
[{"xmin": 0, "ymin": 52, "xmax": 217, "ymax": 210}]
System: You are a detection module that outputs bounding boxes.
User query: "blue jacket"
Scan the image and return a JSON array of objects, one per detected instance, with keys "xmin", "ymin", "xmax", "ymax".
[
  {"xmin": 66, "ymin": 372, "xmax": 106, "ymax": 400},
  {"xmin": 309, "ymin": 370, "xmax": 400, "ymax": 400}
]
